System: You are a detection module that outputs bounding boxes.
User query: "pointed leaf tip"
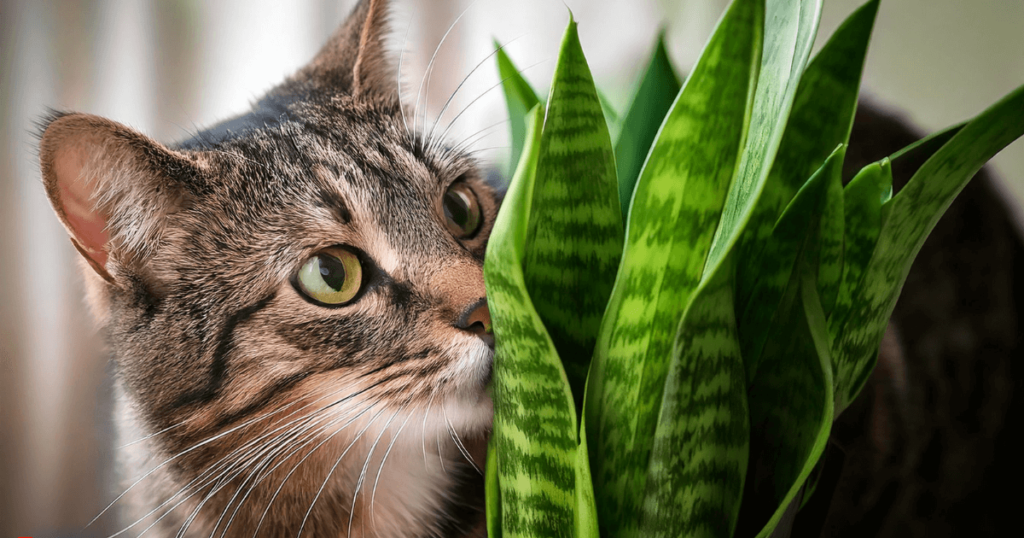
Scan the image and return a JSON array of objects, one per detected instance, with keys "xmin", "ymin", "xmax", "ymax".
[{"xmin": 523, "ymin": 11, "xmax": 621, "ymax": 413}]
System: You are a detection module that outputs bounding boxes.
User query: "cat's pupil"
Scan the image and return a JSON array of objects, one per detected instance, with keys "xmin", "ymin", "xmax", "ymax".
[
  {"xmin": 444, "ymin": 191, "xmax": 470, "ymax": 228},
  {"xmin": 317, "ymin": 254, "xmax": 347, "ymax": 291},
  {"xmin": 442, "ymin": 183, "xmax": 481, "ymax": 238}
]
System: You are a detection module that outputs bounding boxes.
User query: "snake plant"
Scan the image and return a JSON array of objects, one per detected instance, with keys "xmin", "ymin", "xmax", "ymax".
[{"xmin": 483, "ymin": 0, "xmax": 1024, "ymax": 536}]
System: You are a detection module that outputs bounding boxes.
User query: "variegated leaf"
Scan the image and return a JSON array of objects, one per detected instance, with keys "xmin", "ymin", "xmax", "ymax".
[
  {"xmin": 523, "ymin": 15, "xmax": 623, "ymax": 412},
  {"xmin": 614, "ymin": 33, "xmax": 682, "ymax": 221},
  {"xmin": 831, "ymin": 83, "xmax": 1024, "ymax": 414},
  {"xmin": 701, "ymin": 0, "xmax": 823, "ymax": 280},
  {"xmin": 639, "ymin": 254, "xmax": 750, "ymax": 538},
  {"xmin": 737, "ymin": 147, "xmax": 844, "ymax": 380},
  {"xmin": 485, "ymin": 107, "xmax": 582, "ymax": 537},
  {"xmin": 826, "ymin": 159, "xmax": 892, "ymax": 338},
  {"xmin": 486, "ymin": 439, "xmax": 502, "ymax": 538},
  {"xmin": 585, "ymin": 0, "xmax": 763, "ymax": 532},
  {"xmin": 740, "ymin": 272, "xmax": 834, "ymax": 538},
  {"xmin": 736, "ymin": 0, "xmax": 877, "ymax": 315}
]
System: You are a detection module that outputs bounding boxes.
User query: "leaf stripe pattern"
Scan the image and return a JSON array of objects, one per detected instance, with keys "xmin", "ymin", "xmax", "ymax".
[
  {"xmin": 585, "ymin": 0, "xmax": 763, "ymax": 533},
  {"xmin": 523, "ymin": 15, "xmax": 623, "ymax": 413},
  {"xmin": 736, "ymin": 0, "xmax": 878, "ymax": 313},
  {"xmin": 485, "ymin": 107, "xmax": 586, "ymax": 537},
  {"xmin": 640, "ymin": 254, "xmax": 750, "ymax": 538},
  {"xmin": 613, "ymin": 33, "xmax": 682, "ymax": 222},
  {"xmin": 831, "ymin": 84, "xmax": 1024, "ymax": 414},
  {"xmin": 702, "ymin": 0, "xmax": 824, "ymax": 281},
  {"xmin": 826, "ymin": 159, "xmax": 891, "ymax": 348},
  {"xmin": 743, "ymin": 274, "xmax": 834, "ymax": 538},
  {"xmin": 733, "ymin": 150, "xmax": 840, "ymax": 538},
  {"xmin": 737, "ymin": 147, "xmax": 844, "ymax": 381}
]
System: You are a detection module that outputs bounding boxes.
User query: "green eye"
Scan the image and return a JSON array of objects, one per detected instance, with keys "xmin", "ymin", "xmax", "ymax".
[
  {"xmin": 443, "ymin": 182, "xmax": 482, "ymax": 238},
  {"xmin": 296, "ymin": 247, "xmax": 363, "ymax": 305}
]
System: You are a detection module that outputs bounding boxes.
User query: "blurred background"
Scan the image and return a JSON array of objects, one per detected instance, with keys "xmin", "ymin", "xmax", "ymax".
[{"xmin": 1, "ymin": 0, "xmax": 1022, "ymax": 535}]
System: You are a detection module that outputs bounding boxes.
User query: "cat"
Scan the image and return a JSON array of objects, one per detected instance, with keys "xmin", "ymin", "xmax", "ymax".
[{"xmin": 38, "ymin": 0, "xmax": 494, "ymax": 536}]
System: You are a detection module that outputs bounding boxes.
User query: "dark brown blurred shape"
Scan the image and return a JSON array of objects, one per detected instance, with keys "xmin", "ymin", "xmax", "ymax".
[{"xmin": 792, "ymin": 102, "xmax": 1024, "ymax": 537}]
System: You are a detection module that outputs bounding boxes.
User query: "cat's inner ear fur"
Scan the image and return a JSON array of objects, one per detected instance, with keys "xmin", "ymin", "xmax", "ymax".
[
  {"xmin": 38, "ymin": 112, "xmax": 204, "ymax": 284},
  {"xmin": 292, "ymin": 0, "xmax": 397, "ymax": 103}
]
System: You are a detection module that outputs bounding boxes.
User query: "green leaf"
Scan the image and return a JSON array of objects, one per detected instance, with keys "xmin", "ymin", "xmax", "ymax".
[
  {"xmin": 799, "ymin": 453, "xmax": 827, "ymax": 511},
  {"xmin": 826, "ymin": 160, "xmax": 892, "ymax": 335},
  {"xmin": 817, "ymin": 168, "xmax": 845, "ymax": 316},
  {"xmin": 598, "ymin": 87, "xmax": 620, "ymax": 139},
  {"xmin": 484, "ymin": 107, "xmax": 581, "ymax": 536},
  {"xmin": 737, "ymin": 0, "xmax": 877, "ymax": 311},
  {"xmin": 576, "ymin": 416, "xmax": 601, "ymax": 538},
  {"xmin": 522, "ymin": 14, "xmax": 623, "ymax": 413},
  {"xmin": 831, "ymin": 83, "xmax": 1024, "ymax": 414},
  {"xmin": 614, "ymin": 33, "xmax": 682, "ymax": 221},
  {"xmin": 888, "ymin": 122, "xmax": 964, "ymax": 164},
  {"xmin": 496, "ymin": 42, "xmax": 542, "ymax": 178},
  {"xmin": 639, "ymin": 254, "xmax": 750, "ymax": 538},
  {"xmin": 702, "ymin": 0, "xmax": 824, "ymax": 280},
  {"xmin": 739, "ymin": 273, "xmax": 834, "ymax": 538},
  {"xmin": 585, "ymin": 0, "xmax": 763, "ymax": 533},
  {"xmin": 738, "ymin": 147, "xmax": 844, "ymax": 380},
  {"xmin": 827, "ymin": 122, "xmax": 964, "ymax": 342},
  {"xmin": 486, "ymin": 439, "xmax": 502, "ymax": 538},
  {"xmin": 733, "ymin": 149, "xmax": 838, "ymax": 537}
]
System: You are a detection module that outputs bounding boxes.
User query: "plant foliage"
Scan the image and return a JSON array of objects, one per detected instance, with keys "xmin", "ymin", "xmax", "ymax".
[{"xmin": 484, "ymin": 0, "xmax": 1024, "ymax": 536}]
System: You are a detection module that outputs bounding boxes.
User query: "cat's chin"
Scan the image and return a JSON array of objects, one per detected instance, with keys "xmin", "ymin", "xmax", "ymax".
[{"xmin": 446, "ymin": 337, "xmax": 495, "ymax": 434}]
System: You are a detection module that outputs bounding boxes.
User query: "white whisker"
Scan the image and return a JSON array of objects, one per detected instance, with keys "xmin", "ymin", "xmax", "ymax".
[
  {"xmin": 117, "ymin": 417, "xmax": 192, "ymax": 449},
  {"xmin": 397, "ymin": 15, "xmax": 414, "ymax": 134},
  {"xmin": 298, "ymin": 407, "xmax": 393, "ymax": 538},
  {"xmin": 421, "ymin": 390, "xmax": 437, "ymax": 470},
  {"xmin": 253, "ymin": 401, "xmax": 382, "ymax": 538},
  {"xmin": 444, "ymin": 404, "xmax": 481, "ymax": 475},
  {"xmin": 344, "ymin": 407, "xmax": 406, "ymax": 538},
  {"xmin": 106, "ymin": 384, "xmax": 372, "ymax": 537},
  {"xmin": 93, "ymin": 395, "xmax": 316, "ymax": 529},
  {"xmin": 436, "ymin": 58, "xmax": 550, "ymax": 151},
  {"xmin": 427, "ymin": 36, "xmax": 524, "ymax": 144},
  {"xmin": 436, "ymin": 418, "xmax": 447, "ymax": 476},
  {"xmin": 413, "ymin": 2, "xmax": 475, "ymax": 137},
  {"xmin": 370, "ymin": 408, "xmax": 416, "ymax": 527}
]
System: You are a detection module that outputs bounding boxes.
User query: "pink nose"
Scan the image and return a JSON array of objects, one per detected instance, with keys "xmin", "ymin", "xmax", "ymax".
[{"xmin": 456, "ymin": 298, "xmax": 492, "ymax": 338}]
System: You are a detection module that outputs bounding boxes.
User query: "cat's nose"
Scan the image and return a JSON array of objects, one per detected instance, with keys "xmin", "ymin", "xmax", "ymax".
[{"xmin": 456, "ymin": 298, "xmax": 493, "ymax": 347}]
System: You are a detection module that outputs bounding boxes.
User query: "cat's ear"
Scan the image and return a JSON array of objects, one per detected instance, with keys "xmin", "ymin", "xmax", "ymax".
[
  {"xmin": 38, "ymin": 112, "xmax": 205, "ymax": 284},
  {"xmin": 296, "ymin": 0, "xmax": 397, "ymax": 102}
]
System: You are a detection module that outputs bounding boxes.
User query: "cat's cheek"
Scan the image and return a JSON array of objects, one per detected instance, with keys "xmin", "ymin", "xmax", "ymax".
[{"xmin": 439, "ymin": 337, "xmax": 494, "ymax": 432}]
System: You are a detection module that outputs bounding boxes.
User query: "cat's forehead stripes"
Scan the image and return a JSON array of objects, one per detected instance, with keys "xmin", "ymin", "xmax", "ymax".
[{"xmin": 311, "ymin": 164, "xmax": 352, "ymax": 224}]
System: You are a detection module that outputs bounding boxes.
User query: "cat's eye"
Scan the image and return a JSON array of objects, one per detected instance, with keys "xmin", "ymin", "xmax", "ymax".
[
  {"xmin": 296, "ymin": 247, "xmax": 363, "ymax": 305},
  {"xmin": 443, "ymin": 182, "xmax": 482, "ymax": 238}
]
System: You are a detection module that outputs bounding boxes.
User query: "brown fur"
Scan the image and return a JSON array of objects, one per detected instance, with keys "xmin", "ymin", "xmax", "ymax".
[{"xmin": 38, "ymin": 1, "xmax": 494, "ymax": 536}]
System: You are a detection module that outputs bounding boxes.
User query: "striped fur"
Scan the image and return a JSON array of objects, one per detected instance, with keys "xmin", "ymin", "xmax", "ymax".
[{"xmin": 38, "ymin": 1, "xmax": 495, "ymax": 536}]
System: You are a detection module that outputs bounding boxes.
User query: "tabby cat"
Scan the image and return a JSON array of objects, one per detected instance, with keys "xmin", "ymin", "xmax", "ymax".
[{"xmin": 39, "ymin": 0, "xmax": 494, "ymax": 536}]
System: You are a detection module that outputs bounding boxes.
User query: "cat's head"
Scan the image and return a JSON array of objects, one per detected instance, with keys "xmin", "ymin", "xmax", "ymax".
[{"xmin": 38, "ymin": 0, "xmax": 495, "ymax": 531}]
